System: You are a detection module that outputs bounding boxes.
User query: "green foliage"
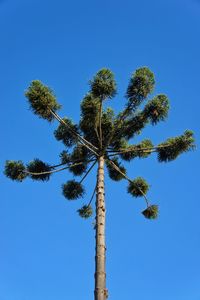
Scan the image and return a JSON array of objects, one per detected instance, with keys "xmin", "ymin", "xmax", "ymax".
[
  {"xmin": 157, "ymin": 130, "xmax": 195, "ymax": 162},
  {"xmin": 79, "ymin": 93, "xmax": 99, "ymax": 145},
  {"xmin": 120, "ymin": 139, "xmax": 153, "ymax": 161},
  {"xmin": 128, "ymin": 177, "xmax": 149, "ymax": 197},
  {"xmin": 106, "ymin": 158, "xmax": 126, "ymax": 181},
  {"xmin": 101, "ymin": 108, "xmax": 115, "ymax": 147},
  {"xmin": 119, "ymin": 145, "xmax": 137, "ymax": 161},
  {"xmin": 69, "ymin": 145, "xmax": 89, "ymax": 176},
  {"xmin": 142, "ymin": 205, "xmax": 158, "ymax": 219},
  {"xmin": 77, "ymin": 205, "xmax": 93, "ymax": 218},
  {"xmin": 90, "ymin": 68, "xmax": 117, "ymax": 99},
  {"xmin": 62, "ymin": 180, "xmax": 85, "ymax": 200},
  {"xmin": 54, "ymin": 117, "xmax": 79, "ymax": 147},
  {"xmin": 136, "ymin": 139, "xmax": 154, "ymax": 158},
  {"xmin": 69, "ymin": 163, "xmax": 86, "ymax": 176},
  {"xmin": 126, "ymin": 67, "xmax": 155, "ymax": 110},
  {"xmin": 5, "ymin": 67, "xmax": 195, "ymax": 225},
  {"xmin": 111, "ymin": 138, "xmax": 128, "ymax": 151},
  {"xmin": 123, "ymin": 112, "xmax": 149, "ymax": 140},
  {"xmin": 4, "ymin": 160, "xmax": 27, "ymax": 182},
  {"xmin": 59, "ymin": 150, "xmax": 71, "ymax": 165},
  {"xmin": 25, "ymin": 80, "xmax": 61, "ymax": 122},
  {"xmin": 144, "ymin": 94, "xmax": 169, "ymax": 125},
  {"xmin": 27, "ymin": 159, "xmax": 51, "ymax": 181}
]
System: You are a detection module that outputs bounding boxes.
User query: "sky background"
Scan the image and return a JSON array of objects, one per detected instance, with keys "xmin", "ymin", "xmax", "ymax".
[{"xmin": 0, "ymin": 0, "xmax": 200, "ymax": 299}]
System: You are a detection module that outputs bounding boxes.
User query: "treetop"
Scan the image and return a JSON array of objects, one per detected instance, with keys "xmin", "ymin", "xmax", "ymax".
[{"xmin": 5, "ymin": 67, "xmax": 195, "ymax": 219}]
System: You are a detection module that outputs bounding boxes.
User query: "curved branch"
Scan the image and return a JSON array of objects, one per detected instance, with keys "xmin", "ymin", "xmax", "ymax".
[
  {"xmin": 25, "ymin": 160, "xmax": 95, "ymax": 176},
  {"xmin": 106, "ymin": 157, "xmax": 150, "ymax": 207}
]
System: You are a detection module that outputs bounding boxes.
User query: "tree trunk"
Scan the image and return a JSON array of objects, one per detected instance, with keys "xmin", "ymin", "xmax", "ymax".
[{"xmin": 94, "ymin": 156, "xmax": 107, "ymax": 300}]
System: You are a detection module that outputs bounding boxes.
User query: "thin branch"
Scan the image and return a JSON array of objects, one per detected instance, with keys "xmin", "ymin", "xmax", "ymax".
[
  {"xmin": 106, "ymin": 157, "xmax": 150, "ymax": 207},
  {"xmin": 103, "ymin": 129, "xmax": 115, "ymax": 151},
  {"xmin": 108, "ymin": 143, "xmax": 172, "ymax": 155},
  {"xmin": 95, "ymin": 127, "xmax": 101, "ymax": 145},
  {"xmin": 138, "ymin": 188, "xmax": 149, "ymax": 207},
  {"xmin": 87, "ymin": 180, "xmax": 97, "ymax": 207},
  {"xmin": 25, "ymin": 160, "xmax": 95, "ymax": 176},
  {"xmin": 108, "ymin": 150, "xmax": 156, "ymax": 158},
  {"xmin": 117, "ymin": 103, "xmax": 133, "ymax": 122},
  {"xmin": 47, "ymin": 153, "xmax": 96, "ymax": 170},
  {"xmin": 51, "ymin": 110, "xmax": 94, "ymax": 147},
  {"xmin": 50, "ymin": 109, "xmax": 99, "ymax": 156},
  {"xmin": 50, "ymin": 162, "xmax": 66, "ymax": 169},
  {"xmin": 79, "ymin": 160, "xmax": 98, "ymax": 184},
  {"xmin": 107, "ymin": 103, "xmax": 136, "ymax": 146},
  {"xmin": 106, "ymin": 158, "xmax": 132, "ymax": 183},
  {"xmin": 99, "ymin": 100, "xmax": 103, "ymax": 149}
]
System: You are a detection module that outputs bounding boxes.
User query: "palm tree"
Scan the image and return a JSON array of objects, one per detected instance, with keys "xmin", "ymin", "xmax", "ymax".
[{"xmin": 4, "ymin": 67, "xmax": 195, "ymax": 300}]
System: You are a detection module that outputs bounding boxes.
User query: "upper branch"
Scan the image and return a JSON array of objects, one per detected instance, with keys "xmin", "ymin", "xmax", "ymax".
[
  {"xmin": 108, "ymin": 130, "xmax": 195, "ymax": 162},
  {"xmin": 50, "ymin": 110, "xmax": 99, "ymax": 156}
]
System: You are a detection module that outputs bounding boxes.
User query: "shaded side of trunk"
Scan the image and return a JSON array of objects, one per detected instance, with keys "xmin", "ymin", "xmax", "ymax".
[{"xmin": 94, "ymin": 156, "xmax": 107, "ymax": 300}]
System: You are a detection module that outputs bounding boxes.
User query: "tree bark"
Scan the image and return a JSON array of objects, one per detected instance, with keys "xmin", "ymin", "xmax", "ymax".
[{"xmin": 94, "ymin": 156, "xmax": 107, "ymax": 300}]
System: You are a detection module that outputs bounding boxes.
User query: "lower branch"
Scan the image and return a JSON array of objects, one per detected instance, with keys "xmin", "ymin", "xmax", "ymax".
[
  {"xmin": 25, "ymin": 159, "xmax": 95, "ymax": 176},
  {"xmin": 106, "ymin": 157, "xmax": 150, "ymax": 207},
  {"xmin": 79, "ymin": 160, "xmax": 97, "ymax": 184}
]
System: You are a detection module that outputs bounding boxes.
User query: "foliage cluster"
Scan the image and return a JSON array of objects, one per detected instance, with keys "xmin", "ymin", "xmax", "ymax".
[
  {"xmin": 25, "ymin": 80, "xmax": 61, "ymax": 121},
  {"xmin": 77, "ymin": 205, "xmax": 93, "ymax": 219}
]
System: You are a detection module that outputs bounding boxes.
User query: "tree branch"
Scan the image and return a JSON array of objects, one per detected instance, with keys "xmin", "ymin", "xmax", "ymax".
[
  {"xmin": 87, "ymin": 180, "xmax": 97, "ymax": 207},
  {"xmin": 108, "ymin": 143, "xmax": 172, "ymax": 155},
  {"xmin": 50, "ymin": 109, "xmax": 99, "ymax": 156},
  {"xmin": 99, "ymin": 100, "xmax": 103, "ymax": 149},
  {"xmin": 106, "ymin": 157, "xmax": 150, "ymax": 207},
  {"xmin": 25, "ymin": 160, "xmax": 95, "ymax": 176},
  {"xmin": 106, "ymin": 158, "xmax": 132, "ymax": 182},
  {"xmin": 79, "ymin": 160, "xmax": 98, "ymax": 184}
]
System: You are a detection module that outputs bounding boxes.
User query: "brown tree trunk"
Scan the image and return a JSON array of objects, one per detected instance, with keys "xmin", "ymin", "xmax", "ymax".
[{"xmin": 94, "ymin": 156, "xmax": 107, "ymax": 300}]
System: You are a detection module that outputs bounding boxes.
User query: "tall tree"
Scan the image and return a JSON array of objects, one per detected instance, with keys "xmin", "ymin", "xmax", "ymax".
[{"xmin": 4, "ymin": 67, "xmax": 195, "ymax": 300}]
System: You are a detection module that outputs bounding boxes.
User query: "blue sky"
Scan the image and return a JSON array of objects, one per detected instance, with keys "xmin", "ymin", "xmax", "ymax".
[{"xmin": 1, "ymin": 0, "xmax": 199, "ymax": 299}]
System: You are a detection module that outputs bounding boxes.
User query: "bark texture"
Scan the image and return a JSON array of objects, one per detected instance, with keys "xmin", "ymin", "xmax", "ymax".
[{"xmin": 94, "ymin": 156, "xmax": 107, "ymax": 300}]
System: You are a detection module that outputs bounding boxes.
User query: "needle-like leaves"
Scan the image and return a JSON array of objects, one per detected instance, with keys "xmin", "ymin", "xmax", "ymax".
[
  {"xmin": 126, "ymin": 67, "xmax": 155, "ymax": 111},
  {"xmin": 77, "ymin": 205, "xmax": 93, "ymax": 218},
  {"xmin": 27, "ymin": 159, "xmax": 51, "ymax": 181},
  {"xmin": 90, "ymin": 68, "xmax": 117, "ymax": 99},
  {"xmin": 54, "ymin": 117, "xmax": 79, "ymax": 147},
  {"xmin": 59, "ymin": 150, "xmax": 71, "ymax": 165},
  {"xmin": 69, "ymin": 145, "xmax": 89, "ymax": 176},
  {"xmin": 106, "ymin": 158, "xmax": 126, "ymax": 181},
  {"xmin": 25, "ymin": 80, "xmax": 61, "ymax": 121},
  {"xmin": 144, "ymin": 94, "xmax": 169, "ymax": 125},
  {"xmin": 157, "ymin": 130, "xmax": 195, "ymax": 162},
  {"xmin": 62, "ymin": 180, "xmax": 85, "ymax": 200},
  {"xmin": 142, "ymin": 205, "xmax": 158, "ymax": 219},
  {"xmin": 128, "ymin": 177, "xmax": 149, "ymax": 197},
  {"xmin": 120, "ymin": 139, "xmax": 153, "ymax": 161},
  {"xmin": 4, "ymin": 160, "xmax": 27, "ymax": 182}
]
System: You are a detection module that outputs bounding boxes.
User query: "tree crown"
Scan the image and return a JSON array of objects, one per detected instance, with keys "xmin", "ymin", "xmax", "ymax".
[{"xmin": 5, "ymin": 67, "xmax": 195, "ymax": 219}]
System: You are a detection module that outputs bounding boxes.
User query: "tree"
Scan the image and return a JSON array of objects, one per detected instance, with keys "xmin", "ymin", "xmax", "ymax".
[{"xmin": 4, "ymin": 67, "xmax": 195, "ymax": 300}]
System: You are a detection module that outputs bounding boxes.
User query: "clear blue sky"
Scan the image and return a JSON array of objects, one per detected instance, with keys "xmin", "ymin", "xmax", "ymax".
[{"xmin": 1, "ymin": 0, "xmax": 199, "ymax": 299}]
